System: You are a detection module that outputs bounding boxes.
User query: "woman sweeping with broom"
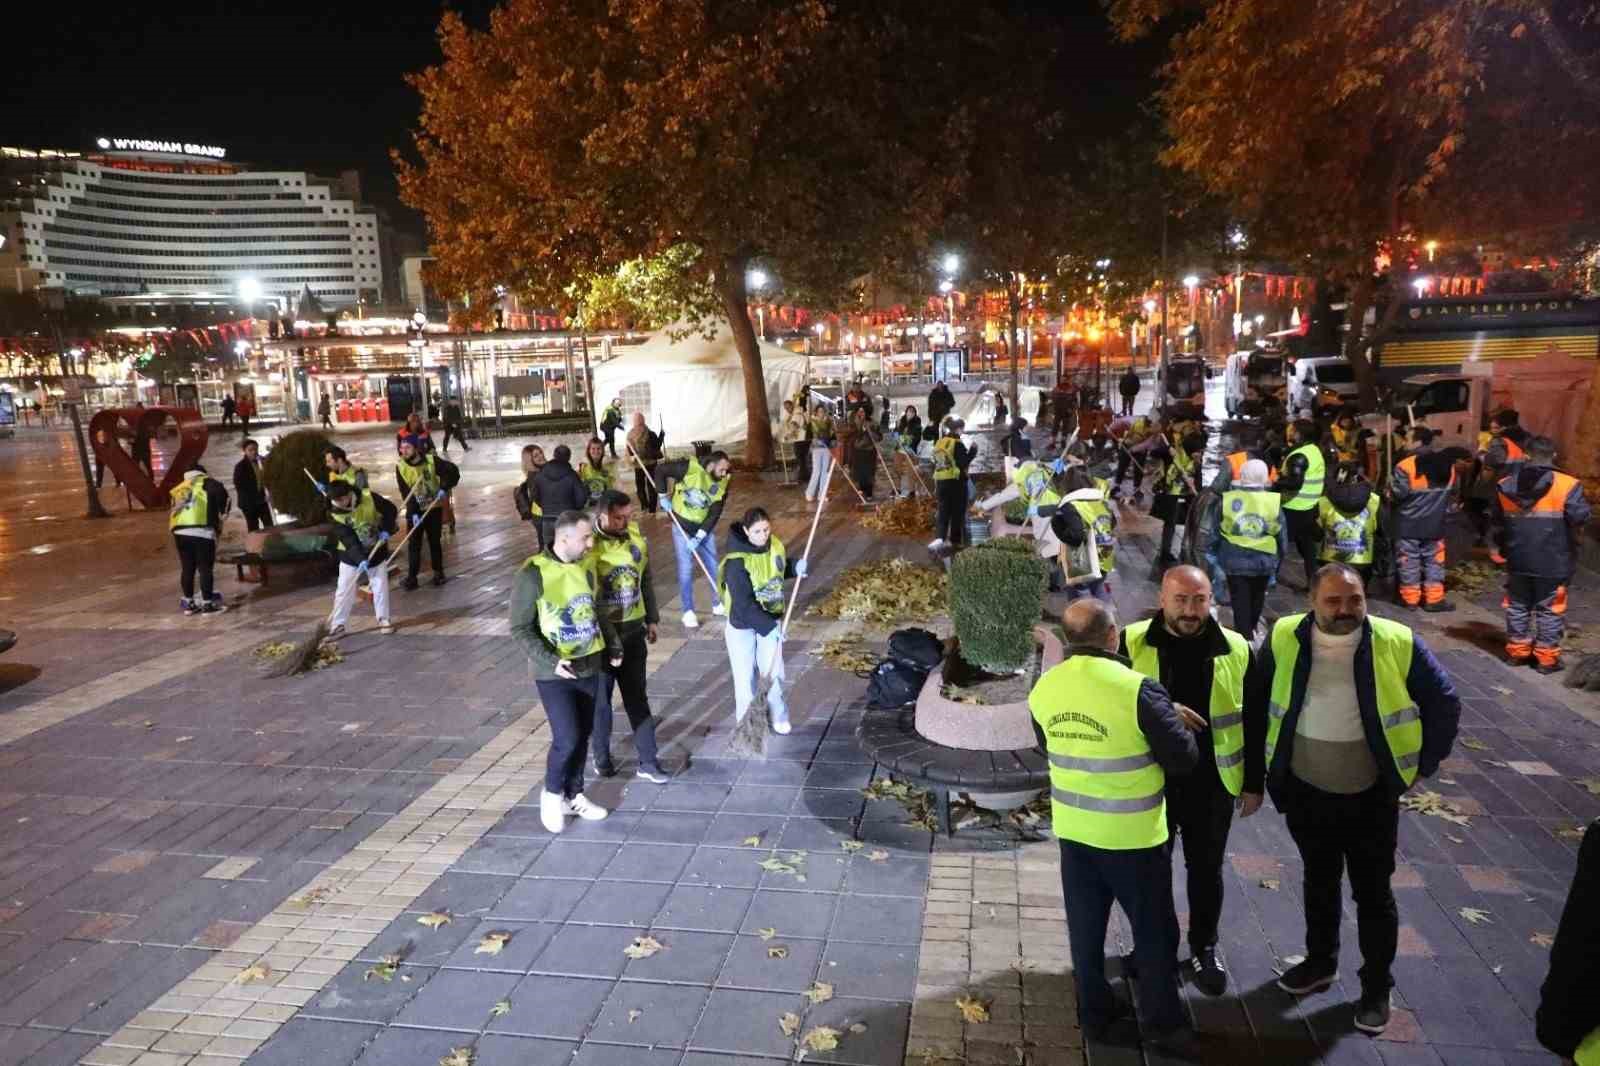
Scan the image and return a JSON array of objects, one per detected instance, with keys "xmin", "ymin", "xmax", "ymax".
[{"xmin": 719, "ymin": 507, "xmax": 808, "ymax": 736}]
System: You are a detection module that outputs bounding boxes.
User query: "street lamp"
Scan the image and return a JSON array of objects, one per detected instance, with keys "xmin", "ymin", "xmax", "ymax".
[
  {"xmin": 1182, "ymin": 276, "xmax": 1200, "ymax": 353},
  {"xmin": 942, "ymin": 253, "xmax": 960, "ymax": 275},
  {"xmin": 1412, "ymin": 277, "xmax": 1431, "ymax": 297},
  {"xmin": 237, "ymin": 276, "xmax": 262, "ymax": 315},
  {"xmin": 747, "ymin": 269, "xmax": 768, "ymax": 338}
]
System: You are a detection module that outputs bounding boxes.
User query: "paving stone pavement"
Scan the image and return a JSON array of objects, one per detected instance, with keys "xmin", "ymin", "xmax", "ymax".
[{"xmin": 0, "ymin": 425, "xmax": 1595, "ymax": 1066}]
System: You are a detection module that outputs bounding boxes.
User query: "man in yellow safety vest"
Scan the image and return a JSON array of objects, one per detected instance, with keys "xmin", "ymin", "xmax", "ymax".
[
  {"xmin": 1028, "ymin": 599, "xmax": 1202, "ymax": 1056},
  {"xmin": 1273, "ymin": 418, "xmax": 1328, "ymax": 590},
  {"xmin": 1262, "ymin": 562, "xmax": 1460, "ymax": 1035},
  {"xmin": 658, "ymin": 449, "xmax": 732, "ymax": 628},
  {"xmin": 1120, "ymin": 565, "xmax": 1267, "ymax": 998}
]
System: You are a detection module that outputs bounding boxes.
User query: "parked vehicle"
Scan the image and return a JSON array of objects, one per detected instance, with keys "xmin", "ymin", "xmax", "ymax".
[
  {"xmin": 1287, "ymin": 356, "xmax": 1358, "ymax": 419},
  {"xmin": 1160, "ymin": 356, "xmax": 1210, "ymax": 419},
  {"xmin": 1224, "ymin": 348, "xmax": 1287, "ymax": 418}
]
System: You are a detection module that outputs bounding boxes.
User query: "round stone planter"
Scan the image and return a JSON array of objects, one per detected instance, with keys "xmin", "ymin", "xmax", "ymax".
[{"xmin": 913, "ymin": 623, "xmax": 1066, "ymax": 752}]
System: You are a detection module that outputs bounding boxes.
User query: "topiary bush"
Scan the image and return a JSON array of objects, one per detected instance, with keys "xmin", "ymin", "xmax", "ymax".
[
  {"xmin": 260, "ymin": 429, "xmax": 333, "ymax": 524},
  {"xmin": 950, "ymin": 536, "xmax": 1049, "ymax": 672}
]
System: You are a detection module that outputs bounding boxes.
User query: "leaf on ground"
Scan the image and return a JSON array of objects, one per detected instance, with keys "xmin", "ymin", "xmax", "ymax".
[
  {"xmin": 778, "ymin": 1011, "xmax": 802, "ymax": 1036},
  {"xmin": 1556, "ymin": 825, "xmax": 1587, "ymax": 842},
  {"xmin": 757, "ymin": 856, "xmax": 799, "ymax": 875},
  {"xmin": 742, "ymin": 834, "xmax": 765, "ymax": 847},
  {"xmin": 623, "ymin": 935, "xmax": 663, "ymax": 959},
  {"xmin": 1489, "ymin": 685, "xmax": 1514, "ymax": 697},
  {"xmin": 758, "ymin": 927, "xmax": 778, "ymax": 940},
  {"xmin": 489, "ymin": 999, "xmax": 511, "ymax": 1017},
  {"xmin": 1259, "ymin": 878, "xmax": 1280, "ymax": 891},
  {"xmin": 417, "ymin": 910, "xmax": 452, "ymax": 929},
  {"xmin": 848, "ymin": 1022, "xmax": 868, "ymax": 1034},
  {"xmin": 801, "ymin": 1026, "xmax": 841, "ymax": 1052},
  {"xmin": 1461, "ymin": 737, "xmax": 1491, "ymax": 751},
  {"xmin": 1446, "ymin": 835, "xmax": 1466, "ymax": 844},
  {"xmin": 439, "ymin": 1048, "xmax": 472, "ymax": 1066},
  {"xmin": 767, "ymin": 945, "xmax": 789, "ymax": 959},
  {"xmin": 1459, "ymin": 907, "xmax": 1493, "ymax": 925},
  {"xmin": 955, "ymin": 993, "xmax": 991, "ymax": 1023},
  {"xmin": 1579, "ymin": 777, "xmax": 1600, "ymax": 797},
  {"xmin": 1491, "ymin": 964, "xmax": 1503, "ymax": 975},
  {"xmin": 840, "ymin": 840, "xmax": 864, "ymax": 853},
  {"xmin": 1438, "ymin": 777, "xmax": 1457, "ymax": 785},
  {"xmin": 627, "ymin": 1008, "xmax": 642, "ymax": 1023},
  {"xmin": 1531, "ymin": 932, "xmax": 1555, "ymax": 948},
  {"xmin": 364, "ymin": 961, "xmax": 397, "ymax": 983},
  {"xmin": 233, "ymin": 962, "xmax": 271, "ymax": 985},
  {"xmin": 474, "ymin": 931, "xmax": 513, "ymax": 956},
  {"xmin": 289, "ymin": 886, "xmax": 333, "ymax": 906},
  {"xmin": 175, "ymin": 736, "xmax": 193, "ymax": 744},
  {"xmin": 804, "ymin": 981, "xmax": 834, "ymax": 1005},
  {"xmin": 867, "ymin": 850, "xmax": 889, "ymax": 863},
  {"xmin": 1399, "ymin": 789, "xmax": 1472, "ymax": 827}
]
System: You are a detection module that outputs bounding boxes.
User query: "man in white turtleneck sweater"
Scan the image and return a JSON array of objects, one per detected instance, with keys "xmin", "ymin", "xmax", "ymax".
[{"xmin": 1259, "ymin": 563, "xmax": 1459, "ymax": 1038}]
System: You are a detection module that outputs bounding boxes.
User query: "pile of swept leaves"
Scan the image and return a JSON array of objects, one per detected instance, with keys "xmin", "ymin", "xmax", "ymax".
[
  {"xmin": 1400, "ymin": 789, "xmax": 1472, "ymax": 827},
  {"xmin": 861, "ymin": 496, "xmax": 936, "ymax": 536},
  {"xmin": 253, "ymin": 641, "xmax": 295, "ymax": 661},
  {"xmin": 811, "ymin": 559, "xmax": 947, "ymax": 625},
  {"xmin": 311, "ymin": 643, "xmax": 345, "ymax": 671},
  {"xmin": 1565, "ymin": 653, "xmax": 1600, "ymax": 692},
  {"xmin": 862, "ymin": 776, "xmax": 938, "ymax": 831},
  {"xmin": 1446, "ymin": 561, "xmax": 1499, "ymax": 594},
  {"xmin": 817, "ymin": 638, "xmax": 880, "ymax": 675}
]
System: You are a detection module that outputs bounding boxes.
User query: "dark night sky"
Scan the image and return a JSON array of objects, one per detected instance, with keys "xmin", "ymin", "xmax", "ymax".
[{"xmin": 2, "ymin": 2, "xmax": 1157, "ymax": 241}]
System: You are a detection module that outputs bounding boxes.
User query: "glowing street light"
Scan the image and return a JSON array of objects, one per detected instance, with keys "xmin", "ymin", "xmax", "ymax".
[
  {"xmin": 747, "ymin": 268, "xmax": 767, "ymax": 291},
  {"xmin": 1144, "ymin": 299, "xmax": 1158, "ymax": 314},
  {"xmin": 1412, "ymin": 277, "xmax": 1431, "ymax": 296},
  {"xmin": 939, "ymin": 279, "xmax": 954, "ymax": 294},
  {"xmin": 1424, "ymin": 240, "xmax": 1438, "ymax": 262},
  {"xmin": 1182, "ymin": 274, "xmax": 1200, "ymax": 289},
  {"xmin": 237, "ymin": 276, "xmax": 262, "ymax": 307},
  {"xmin": 942, "ymin": 253, "xmax": 960, "ymax": 275}
]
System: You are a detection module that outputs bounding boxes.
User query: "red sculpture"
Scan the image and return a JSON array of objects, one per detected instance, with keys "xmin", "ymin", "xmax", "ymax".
[{"xmin": 89, "ymin": 407, "xmax": 210, "ymax": 509}]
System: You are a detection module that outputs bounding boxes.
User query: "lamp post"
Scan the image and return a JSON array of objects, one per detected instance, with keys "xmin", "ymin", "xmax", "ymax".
[
  {"xmin": 1183, "ymin": 275, "xmax": 1200, "ymax": 354},
  {"xmin": 747, "ymin": 269, "xmax": 768, "ymax": 340}
]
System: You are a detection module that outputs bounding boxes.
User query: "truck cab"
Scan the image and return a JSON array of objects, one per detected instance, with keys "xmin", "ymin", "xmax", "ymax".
[
  {"xmin": 1224, "ymin": 348, "xmax": 1286, "ymax": 417},
  {"xmin": 1160, "ymin": 356, "xmax": 1210, "ymax": 418},
  {"xmin": 1358, "ymin": 368, "xmax": 1491, "ymax": 459},
  {"xmin": 1287, "ymin": 356, "xmax": 1359, "ymax": 419}
]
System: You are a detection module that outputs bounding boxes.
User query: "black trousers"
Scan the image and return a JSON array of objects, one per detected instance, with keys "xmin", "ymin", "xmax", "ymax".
[
  {"xmin": 320, "ymin": 412, "xmax": 333, "ymax": 429},
  {"xmin": 539, "ymin": 516, "xmax": 559, "ymax": 547},
  {"xmin": 537, "ymin": 674, "xmax": 603, "ymax": 797},
  {"xmin": 1284, "ymin": 508, "xmax": 1321, "ymax": 587},
  {"xmin": 603, "ymin": 427, "xmax": 618, "ymax": 457},
  {"xmin": 1121, "ymin": 393, "xmax": 1137, "ymax": 415},
  {"xmin": 1281, "ymin": 774, "xmax": 1400, "ymax": 993},
  {"xmin": 935, "ymin": 478, "xmax": 966, "ymax": 545},
  {"xmin": 242, "ymin": 504, "xmax": 275, "ymax": 533},
  {"xmin": 1165, "ymin": 769, "xmax": 1237, "ymax": 955},
  {"xmin": 174, "ymin": 535, "xmax": 216, "ymax": 601},
  {"xmin": 851, "ymin": 451, "xmax": 876, "ymax": 498},
  {"xmin": 634, "ymin": 465, "xmax": 659, "ymax": 513},
  {"xmin": 407, "ymin": 508, "xmax": 445, "ymax": 578},
  {"xmin": 793, "ymin": 441, "xmax": 810, "ymax": 483},
  {"xmin": 442, "ymin": 424, "xmax": 469, "ymax": 451},
  {"xmin": 1226, "ymin": 573, "xmax": 1269, "ymax": 641},
  {"xmin": 1059, "ymin": 839, "xmax": 1184, "ymax": 1033},
  {"xmin": 593, "ymin": 627, "xmax": 661, "ymax": 769}
]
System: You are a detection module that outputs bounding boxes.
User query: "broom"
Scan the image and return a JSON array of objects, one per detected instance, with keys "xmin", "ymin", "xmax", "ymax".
[
  {"xmin": 357, "ymin": 480, "xmax": 424, "ymax": 600},
  {"xmin": 728, "ymin": 462, "xmax": 835, "ymax": 758}
]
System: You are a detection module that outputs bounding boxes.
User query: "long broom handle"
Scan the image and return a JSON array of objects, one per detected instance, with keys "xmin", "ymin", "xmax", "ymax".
[
  {"xmin": 379, "ymin": 491, "xmax": 442, "ymax": 563},
  {"xmin": 779, "ymin": 459, "xmax": 835, "ymax": 639},
  {"xmin": 627, "ymin": 450, "xmax": 720, "ymax": 588},
  {"xmin": 829, "ymin": 440, "xmax": 871, "ymax": 506},
  {"xmin": 870, "ymin": 433, "xmax": 898, "ymax": 494}
]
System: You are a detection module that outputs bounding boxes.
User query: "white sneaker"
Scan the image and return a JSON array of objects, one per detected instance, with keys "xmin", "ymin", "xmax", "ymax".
[
  {"xmin": 927, "ymin": 538, "xmax": 946, "ymax": 550},
  {"xmin": 711, "ymin": 602, "xmax": 726, "ymax": 617},
  {"xmin": 566, "ymin": 794, "xmax": 609, "ymax": 821},
  {"xmin": 376, "ymin": 620, "xmax": 395, "ymax": 635},
  {"xmin": 770, "ymin": 714, "xmax": 792, "ymax": 736},
  {"xmin": 682, "ymin": 610, "xmax": 700, "ymax": 629},
  {"xmin": 539, "ymin": 790, "xmax": 566, "ymax": 834},
  {"xmin": 325, "ymin": 624, "xmax": 347, "ymax": 640}
]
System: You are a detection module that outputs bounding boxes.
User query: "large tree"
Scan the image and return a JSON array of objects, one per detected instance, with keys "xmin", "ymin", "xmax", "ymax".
[
  {"xmin": 398, "ymin": 0, "xmax": 967, "ymax": 464},
  {"xmin": 1110, "ymin": 0, "xmax": 1600, "ymax": 411}
]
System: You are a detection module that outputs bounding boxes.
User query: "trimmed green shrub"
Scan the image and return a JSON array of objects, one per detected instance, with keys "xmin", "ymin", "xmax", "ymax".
[
  {"xmin": 1002, "ymin": 498, "xmax": 1028, "ymax": 524},
  {"xmin": 950, "ymin": 537, "xmax": 1049, "ymax": 672},
  {"xmin": 260, "ymin": 429, "xmax": 334, "ymax": 524}
]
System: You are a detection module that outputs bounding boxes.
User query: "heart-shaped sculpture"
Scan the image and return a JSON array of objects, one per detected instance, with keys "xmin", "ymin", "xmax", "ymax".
[{"xmin": 89, "ymin": 407, "xmax": 210, "ymax": 509}]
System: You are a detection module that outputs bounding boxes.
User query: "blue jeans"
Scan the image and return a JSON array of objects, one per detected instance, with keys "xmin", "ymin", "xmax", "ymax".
[
  {"xmin": 1065, "ymin": 578, "xmax": 1111, "ymax": 604},
  {"xmin": 672, "ymin": 520, "xmax": 719, "ymax": 614},
  {"xmin": 724, "ymin": 623, "xmax": 788, "ymax": 727}
]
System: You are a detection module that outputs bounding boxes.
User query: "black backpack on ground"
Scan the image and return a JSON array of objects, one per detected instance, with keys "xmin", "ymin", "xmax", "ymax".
[
  {"xmin": 867, "ymin": 659, "xmax": 926, "ymax": 709},
  {"xmin": 888, "ymin": 628, "xmax": 944, "ymax": 671}
]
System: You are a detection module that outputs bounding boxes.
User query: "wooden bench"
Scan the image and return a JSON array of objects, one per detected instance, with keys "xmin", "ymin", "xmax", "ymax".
[
  {"xmin": 856, "ymin": 706, "xmax": 1050, "ymax": 836},
  {"xmin": 220, "ymin": 549, "xmax": 337, "ymax": 587}
]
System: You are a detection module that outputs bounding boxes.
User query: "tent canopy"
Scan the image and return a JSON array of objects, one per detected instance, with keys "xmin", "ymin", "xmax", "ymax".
[{"xmin": 592, "ymin": 321, "xmax": 809, "ymax": 447}]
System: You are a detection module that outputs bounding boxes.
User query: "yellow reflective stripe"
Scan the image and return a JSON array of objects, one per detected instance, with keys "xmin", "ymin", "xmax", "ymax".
[
  {"xmin": 1382, "ymin": 705, "xmax": 1420, "ymax": 729},
  {"xmin": 1048, "ymin": 752, "xmax": 1156, "ymax": 773},
  {"xmin": 1051, "ymin": 786, "xmax": 1164, "ymax": 814}
]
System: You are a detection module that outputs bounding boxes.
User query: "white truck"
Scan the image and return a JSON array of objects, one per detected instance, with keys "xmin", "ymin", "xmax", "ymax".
[
  {"xmin": 1360, "ymin": 364, "xmax": 1491, "ymax": 459},
  {"xmin": 1223, "ymin": 348, "xmax": 1287, "ymax": 418},
  {"xmin": 1287, "ymin": 355, "xmax": 1360, "ymax": 419}
]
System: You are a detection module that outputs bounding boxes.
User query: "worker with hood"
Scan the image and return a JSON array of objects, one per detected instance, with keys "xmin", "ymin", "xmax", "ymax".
[
  {"xmin": 531, "ymin": 443, "xmax": 590, "ymax": 547},
  {"xmin": 1207, "ymin": 458, "xmax": 1286, "ymax": 642},
  {"xmin": 1390, "ymin": 426, "xmax": 1457, "ymax": 612},
  {"xmin": 169, "ymin": 463, "xmax": 230, "ymax": 615},
  {"xmin": 1153, "ymin": 429, "xmax": 1207, "ymax": 575},
  {"xmin": 1317, "ymin": 462, "xmax": 1380, "ymax": 588},
  {"xmin": 1051, "ymin": 464, "xmax": 1117, "ymax": 603},
  {"xmin": 1495, "ymin": 435, "xmax": 1592, "ymax": 673}
]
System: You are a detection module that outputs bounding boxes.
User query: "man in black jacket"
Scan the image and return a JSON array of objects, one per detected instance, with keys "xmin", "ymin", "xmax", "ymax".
[
  {"xmin": 927, "ymin": 381, "xmax": 955, "ymax": 428},
  {"xmin": 1119, "ymin": 367, "xmax": 1141, "ymax": 416},
  {"xmin": 1118, "ymin": 566, "xmax": 1269, "ymax": 998},
  {"xmin": 232, "ymin": 438, "xmax": 274, "ymax": 532},
  {"xmin": 589, "ymin": 491, "xmax": 670, "ymax": 782},
  {"xmin": 395, "ymin": 435, "xmax": 461, "ymax": 590},
  {"xmin": 531, "ymin": 444, "xmax": 591, "ymax": 547},
  {"xmin": 325, "ymin": 480, "xmax": 399, "ymax": 637},
  {"xmin": 1538, "ymin": 818, "xmax": 1600, "ymax": 1064}
]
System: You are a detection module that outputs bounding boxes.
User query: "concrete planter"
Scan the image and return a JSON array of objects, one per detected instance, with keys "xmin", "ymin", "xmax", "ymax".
[{"xmin": 913, "ymin": 623, "xmax": 1066, "ymax": 751}]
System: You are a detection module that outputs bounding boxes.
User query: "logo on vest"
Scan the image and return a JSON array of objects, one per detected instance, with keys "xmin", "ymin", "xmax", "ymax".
[
  {"xmin": 557, "ymin": 594, "xmax": 601, "ymax": 646},
  {"xmin": 1232, "ymin": 512, "xmax": 1268, "ymax": 538},
  {"xmin": 602, "ymin": 566, "xmax": 641, "ymax": 609},
  {"xmin": 681, "ymin": 487, "xmax": 711, "ymax": 511},
  {"xmin": 1092, "ymin": 513, "xmax": 1115, "ymax": 547},
  {"xmin": 1023, "ymin": 470, "xmax": 1047, "ymax": 498},
  {"xmin": 1046, "ymin": 710, "xmax": 1109, "ymax": 744},
  {"xmin": 1331, "ymin": 517, "xmax": 1364, "ymax": 552}
]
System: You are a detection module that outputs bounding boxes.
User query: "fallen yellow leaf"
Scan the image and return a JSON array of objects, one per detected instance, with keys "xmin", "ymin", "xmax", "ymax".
[
  {"xmin": 1259, "ymin": 878, "xmax": 1280, "ymax": 891},
  {"xmin": 439, "ymin": 1047, "xmax": 472, "ymax": 1066},
  {"xmin": 233, "ymin": 962, "xmax": 271, "ymax": 985},
  {"xmin": 742, "ymin": 834, "xmax": 765, "ymax": 847},
  {"xmin": 801, "ymin": 1026, "xmax": 841, "ymax": 1052},
  {"xmin": 804, "ymin": 980, "xmax": 834, "ymax": 1004},
  {"xmin": 1459, "ymin": 907, "xmax": 1492, "ymax": 925},
  {"xmin": 475, "ymin": 931, "xmax": 513, "ymax": 956},
  {"xmin": 1531, "ymin": 932, "xmax": 1555, "ymax": 948},
  {"xmin": 848, "ymin": 1022, "xmax": 867, "ymax": 1034},
  {"xmin": 623, "ymin": 935, "xmax": 664, "ymax": 959},
  {"xmin": 490, "ymin": 999, "xmax": 511, "ymax": 1017},
  {"xmin": 779, "ymin": 1011, "xmax": 802, "ymax": 1036},
  {"xmin": 417, "ymin": 910, "xmax": 452, "ymax": 929},
  {"xmin": 867, "ymin": 849, "xmax": 889, "ymax": 862},
  {"xmin": 767, "ymin": 945, "xmax": 789, "ymax": 959},
  {"xmin": 627, "ymin": 1008, "xmax": 642, "ymax": 1023},
  {"xmin": 955, "ymin": 992, "xmax": 991, "ymax": 1023},
  {"xmin": 840, "ymin": 840, "xmax": 864, "ymax": 852},
  {"xmin": 757, "ymin": 927, "xmax": 778, "ymax": 940},
  {"xmin": 1461, "ymin": 738, "xmax": 1490, "ymax": 751}
]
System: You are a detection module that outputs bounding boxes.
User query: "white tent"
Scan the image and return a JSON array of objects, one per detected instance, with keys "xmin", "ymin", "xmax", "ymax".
[{"xmin": 592, "ymin": 322, "xmax": 810, "ymax": 447}]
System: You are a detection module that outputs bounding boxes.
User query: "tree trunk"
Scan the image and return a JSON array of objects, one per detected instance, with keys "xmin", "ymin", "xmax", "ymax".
[
  {"xmin": 1570, "ymin": 358, "xmax": 1600, "ymax": 490},
  {"xmin": 715, "ymin": 258, "xmax": 774, "ymax": 468},
  {"xmin": 1007, "ymin": 277, "xmax": 1022, "ymax": 416},
  {"xmin": 1342, "ymin": 273, "xmax": 1406, "ymax": 412}
]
